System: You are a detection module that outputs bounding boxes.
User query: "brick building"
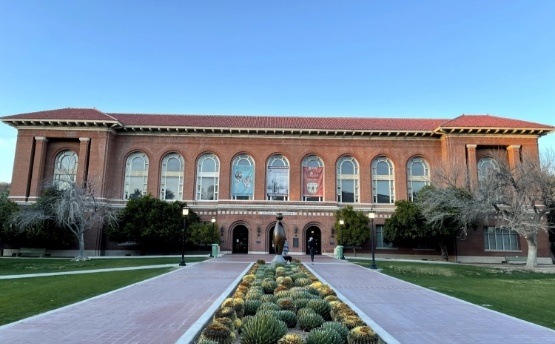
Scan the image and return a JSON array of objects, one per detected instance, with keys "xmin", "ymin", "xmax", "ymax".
[{"xmin": 1, "ymin": 108, "xmax": 554, "ymax": 263}]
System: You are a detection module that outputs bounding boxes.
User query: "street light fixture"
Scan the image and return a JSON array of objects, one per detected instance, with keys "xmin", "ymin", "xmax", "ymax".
[
  {"xmin": 210, "ymin": 216, "xmax": 216, "ymax": 257},
  {"xmin": 338, "ymin": 219, "xmax": 345, "ymax": 259},
  {"xmin": 368, "ymin": 210, "xmax": 378, "ymax": 269},
  {"xmin": 180, "ymin": 206, "xmax": 189, "ymax": 266}
]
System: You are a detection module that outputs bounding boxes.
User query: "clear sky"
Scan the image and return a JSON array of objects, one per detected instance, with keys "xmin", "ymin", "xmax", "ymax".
[{"xmin": 1, "ymin": 1, "xmax": 554, "ymax": 183}]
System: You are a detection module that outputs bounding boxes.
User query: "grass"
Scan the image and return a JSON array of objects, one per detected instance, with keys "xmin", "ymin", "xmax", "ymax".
[
  {"xmin": 0, "ymin": 257, "xmax": 206, "ymax": 275},
  {"xmin": 0, "ymin": 256, "xmax": 210, "ymax": 325},
  {"xmin": 351, "ymin": 260, "xmax": 555, "ymax": 330},
  {"xmin": 0, "ymin": 268, "xmax": 174, "ymax": 325}
]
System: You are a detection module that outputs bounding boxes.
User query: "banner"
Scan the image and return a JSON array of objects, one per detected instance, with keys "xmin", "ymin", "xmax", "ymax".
[
  {"xmin": 303, "ymin": 166, "xmax": 323, "ymax": 197},
  {"xmin": 232, "ymin": 165, "xmax": 254, "ymax": 197},
  {"xmin": 266, "ymin": 166, "xmax": 289, "ymax": 197}
]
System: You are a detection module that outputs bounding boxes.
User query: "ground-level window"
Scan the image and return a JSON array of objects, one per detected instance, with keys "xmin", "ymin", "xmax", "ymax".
[
  {"xmin": 124, "ymin": 152, "xmax": 149, "ymax": 199},
  {"xmin": 375, "ymin": 225, "xmax": 395, "ymax": 249},
  {"xmin": 484, "ymin": 227, "xmax": 519, "ymax": 251},
  {"xmin": 54, "ymin": 150, "xmax": 78, "ymax": 189},
  {"xmin": 160, "ymin": 153, "xmax": 184, "ymax": 201}
]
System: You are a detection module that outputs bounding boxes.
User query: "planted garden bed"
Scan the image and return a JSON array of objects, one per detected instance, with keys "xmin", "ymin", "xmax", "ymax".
[{"xmin": 195, "ymin": 258, "xmax": 383, "ymax": 344}]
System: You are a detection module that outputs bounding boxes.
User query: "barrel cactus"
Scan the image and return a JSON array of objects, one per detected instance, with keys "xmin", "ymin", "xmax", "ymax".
[
  {"xmin": 298, "ymin": 311, "xmax": 325, "ymax": 331},
  {"xmin": 199, "ymin": 321, "xmax": 233, "ymax": 344},
  {"xmin": 277, "ymin": 297, "xmax": 296, "ymax": 312},
  {"xmin": 196, "ymin": 338, "xmax": 218, "ymax": 344},
  {"xmin": 342, "ymin": 315, "xmax": 366, "ymax": 330},
  {"xmin": 347, "ymin": 326, "xmax": 378, "ymax": 344},
  {"xmin": 277, "ymin": 333, "xmax": 304, "ymax": 344},
  {"xmin": 244, "ymin": 299, "xmax": 262, "ymax": 316},
  {"xmin": 260, "ymin": 294, "xmax": 277, "ymax": 303},
  {"xmin": 294, "ymin": 277, "xmax": 312, "ymax": 287},
  {"xmin": 214, "ymin": 317, "xmax": 234, "ymax": 331},
  {"xmin": 297, "ymin": 307, "xmax": 316, "ymax": 317},
  {"xmin": 214, "ymin": 307, "xmax": 236, "ymax": 321},
  {"xmin": 321, "ymin": 321, "xmax": 350, "ymax": 342},
  {"xmin": 307, "ymin": 299, "xmax": 331, "ymax": 320},
  {"xmin": 277, "ymin": 310, "xmax": 297, "ymax": 328},
  {"xmin": 262, "ymin": 279, "xmax": 278, "ymax": 294},
  {"xmin": 256, "ymin": 259, "xmax": 266, "ymax": 265},
  {"xmin": 258, "ymin": 301, "xmax": 281, "ymax": 312},
  {"xmin": 240, "ymin": 314, "xmax": 288, "ymax": 344},
  {"xmin": 305, "ymin": 327, "xmax": 343, "ymax": 344}
]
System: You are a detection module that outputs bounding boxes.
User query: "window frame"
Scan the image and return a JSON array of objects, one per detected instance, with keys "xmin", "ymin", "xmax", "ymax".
[
  {"xmin": 53, "ymin": 150, "xmax": 78, "ymax": 189},
  {"xmin": 160, "ymin": 153, "xmax": 184, "ymax": 201},
  {"xmin": 302, "ymin": 155, "xmax": 324, "ymax": 202},
  {"xmin": 336, "ymin": 156, "xmax": 359, "ymax": 203},
  {"xmin": 124, "ymin": 152, "xmax": 149, "ymax": 199},
  {"xmin": 231, "ymin": 154, "xmax": 255, "ymax": 200},
  {"xmin": 266, "ymin": 154, "xmax": 290, "ymax": 201},
  {"xmin": 196, "ymin": 153, "xmax": 220, "ymax": 201},
  {"xmin": 407, "ymin": 156, "xmax": 430, "ymax": 201},
  {"xmin": 372, "ymin": 156, "xmax": 395, "ymax": 204}
]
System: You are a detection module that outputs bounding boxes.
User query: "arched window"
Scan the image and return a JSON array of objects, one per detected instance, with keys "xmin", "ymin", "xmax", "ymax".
[
  {"xmin": 407, "ymin": 157, "xmax": 430, "ymax": 201},
  {"xmin": 160, "ymin": 153, "xmax": 184, "ymax": 201},
  {"xmin": 478, "ymin": 157, "xmax": 499, "ymax": 182},
  {"xmin": 372, "ymin": 156, "xmax": 395, "ymax": 204},
  {"xmin": 266, "ymin": 154, "xmax": 289, "ymax": 201},
  {"xmin": 302, "ymin": 155, "xmax": 324, "ymax": 202},
  {"xmin": 196, "ymin": 153, "xmax": 220, "ymax": 200},
  {"xmin": 53, "ymin": 150, "xmax": 78, "ymax": 189},
  {"xmin": 231, "ymin": 154, "xmax": 255, "ymax": 200},
  {"xmin": 337, "ymin": 156, "xmax": 359, "ymax": 203},
  {"xmin": 124, "ymin": 152, "xmax": 149, "ymax": 199}
]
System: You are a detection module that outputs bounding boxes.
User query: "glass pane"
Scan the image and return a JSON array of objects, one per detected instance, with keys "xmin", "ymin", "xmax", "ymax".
[
  {"xmin": 167, "ymin": 157, "xmax": 181, "ymax": 171},
  {"xmin": 131, "ymin": 157, "xmax": 144, "ymax": 171},
  {"xmin": 376, "ymin": 180, "xmax": 391, "ymax": 203},
  {"xmin": 411, "ymin": 161, "xmax": 424, "ymax": 176},
  {"xmin": 165, "ymin": 177, "xmax": 179, "ymax": 200},
  {"xmin": 341, "ymin": 180, "xmax": 355, "ymax": 203},
  {"xmin": 200, "ymin": 177, "xmax": 216, "ymax": 200},
  {"xmin": 376, "ymin": 160, "xmax": 389, "ymax": 175},
  {"xmin": 129, "ymin": 176, "xmax": 144, "ymax": 198},
  {"xmin": 202, "ymin": 158, "xmax": 216, "ymax": 172},
  {"xmin": 341, "ymin": 160, "xmax": 354, "ymax": 174}
]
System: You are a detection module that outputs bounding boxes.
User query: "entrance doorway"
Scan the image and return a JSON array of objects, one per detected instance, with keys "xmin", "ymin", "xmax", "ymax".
[
  {"xmin": 305, "ymin": 226, "xmax": 321, "ymax": 255},
  {"xmin": 232, "ymin": 225, "xmax": 249, "ymax": 253}
]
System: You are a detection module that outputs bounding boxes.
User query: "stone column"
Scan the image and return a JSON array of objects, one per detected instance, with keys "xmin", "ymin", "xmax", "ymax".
[
  {"xmin": 28, "ymin": 137, "xmax": 48, "ymax": 200},
  {"xmin": 466, "ymin": 144, "xmax": 478, "ymax": 190},
  {"xmin": 76, "ymin": 137, "xmax": 90, "ymax": 187}
]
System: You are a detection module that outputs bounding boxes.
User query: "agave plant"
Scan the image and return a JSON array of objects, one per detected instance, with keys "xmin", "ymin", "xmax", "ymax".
[
  {"xmin": 276, "ymin": 297, "xmax": 297, "ymax": 312},
  {"xmin": 307, "ymin": 299, "xmax": 331, "ymax": 320},
  {"xmin": 277, "ymin": 310, "xmax": 298, "ymax": 328},
  {"xmin": 347, "ymin": 326, "xmax": 379, "ymax": 344},
  {"xmin": 321, "ymin": 321, "xmax": 350, "ymax": 342},
  {"xmin": 240, "ymin": 314, "xmax": 288, "ymax": 344},
  {"xmin": 305, "ymin": 327, "xmax": 343, "ymax": 344},
  {"xmin": 244, "ymin": 299, "xmax": 262, "ymax": 316},
  {"xmin": 258, "ymin": 301, "xmax": 281, "ymax": 312},
  {"xmin": 298, "ymin": 311, "xmax": 325, "ymax": 331}
]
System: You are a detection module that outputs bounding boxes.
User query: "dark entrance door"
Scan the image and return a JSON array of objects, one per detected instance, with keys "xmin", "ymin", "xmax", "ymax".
[
  {"xmin": 269, "ymin": 226, "xmax": 275, "ymax": 254},
  {"xmin": 305, "ymin": 226, "xmax": 321, "ymax": 255},
  {"xmin": 232, "ymin": 225, "xmax": 249, "ymax": 253}
]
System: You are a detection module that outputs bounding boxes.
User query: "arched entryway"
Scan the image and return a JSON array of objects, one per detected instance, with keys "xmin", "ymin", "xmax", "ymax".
[
  {"xmin": 268, "ymin": 224, "xmax": 276, "ymax": 254},
  {"xmin": 305, "ymin": 226, "xmax": 321, "ymax": 255},
  {"xmin": 232, "ymin": 225, "xmax": 249, "ymax": 253}
]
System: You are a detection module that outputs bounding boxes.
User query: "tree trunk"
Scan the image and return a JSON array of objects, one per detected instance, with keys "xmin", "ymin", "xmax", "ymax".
[
  {"xmin": 439, "ymin": 242, "xmax": 449, "ymax": 261},
  {"xmin": 525, "ymin": 233, "xmax": 538, "ymax": 268},
  {"xmin": 74, "ymin": 231, "xmax": 88, "ymax": 261}
]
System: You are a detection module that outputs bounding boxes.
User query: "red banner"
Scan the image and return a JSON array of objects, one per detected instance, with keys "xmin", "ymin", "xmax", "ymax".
[{"xmin": 303, "ymin": 167, "xmax": 323, "ymax": 197}]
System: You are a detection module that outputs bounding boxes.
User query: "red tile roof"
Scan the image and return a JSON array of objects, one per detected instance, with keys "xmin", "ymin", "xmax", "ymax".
[{"xmin": 2, "ymin": 108, "xmax": 553, "ymax": 133}]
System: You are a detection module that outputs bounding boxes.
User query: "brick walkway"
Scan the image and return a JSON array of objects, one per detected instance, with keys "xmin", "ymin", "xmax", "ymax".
[{"xmin": 0, "ymin": 254, "xmax": 554, "ymax": 344}]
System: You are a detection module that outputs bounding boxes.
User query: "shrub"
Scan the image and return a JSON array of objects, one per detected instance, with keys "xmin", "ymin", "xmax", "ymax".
[
  {"xmin": 347, "ymin": 326, "xmax": 378, "ymax": 344},
  {"xmin": 240, "ymin": 314, "xmax": 288, "ymax": 344}
]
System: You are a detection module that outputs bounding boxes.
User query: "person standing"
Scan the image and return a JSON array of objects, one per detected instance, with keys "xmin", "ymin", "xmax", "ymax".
[
  {"xmin": 282, "ymin": 239, "xmax": 291, "ymax": 263},
  {"xmin": 308, "ymin": 237, "xmax": 316, "ymax": 263}
]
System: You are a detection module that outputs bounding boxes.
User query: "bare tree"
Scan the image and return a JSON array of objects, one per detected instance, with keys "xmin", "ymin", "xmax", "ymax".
[
  {"xmin": 419, "ymin": 149, "xmax": 555, "ymax": 268},
  {"xmin": 17, "ymin": 181, "xmax": 115, "ymax": 261}
]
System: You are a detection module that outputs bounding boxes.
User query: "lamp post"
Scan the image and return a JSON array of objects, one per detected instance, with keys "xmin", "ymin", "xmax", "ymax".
[
  {"xmin": 210, "ymin": 216, "xmax": 216, "ymax": 257},
  {"xmin": 180, "ymin": 206, "xmax": 189, "ymax": 266},
  {"xmin": 368, "ymin": 210, "xmax": 377, "ymax": 269},
  {"xmin": 339, "ymin": 219, "xmax": 345, "ymax": 260}
]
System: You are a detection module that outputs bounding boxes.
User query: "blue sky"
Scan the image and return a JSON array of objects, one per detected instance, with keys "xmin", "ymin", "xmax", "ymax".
[{"xmin": 1, "ymin": 1, "xmax": 554, "ymax": 183}]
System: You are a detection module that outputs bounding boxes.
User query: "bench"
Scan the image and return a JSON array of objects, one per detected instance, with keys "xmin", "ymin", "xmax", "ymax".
[
  {"xmin": 17, "ymin": 248, "xmax": 46, "ymax": 257},
  {"xmin": 504, "ymin": 256, "xmax": 526, "ymax": 264}
]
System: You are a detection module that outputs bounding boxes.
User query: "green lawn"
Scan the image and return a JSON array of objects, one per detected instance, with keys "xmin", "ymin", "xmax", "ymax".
[
  {"xmin": 351, "ymin": 260, "xmax": 555, "ymax": 330},
  {"xmin": 0, "ymin": 268, "xmax": 174, "ymax": 325},
  {"xmin": 0, "ymin": 257, "xmax": 207, "ymax": 275}
]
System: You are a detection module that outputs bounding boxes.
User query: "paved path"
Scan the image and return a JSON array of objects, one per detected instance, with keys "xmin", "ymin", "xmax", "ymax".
[{"xmin": 1, "ymin": 254, "xmax": 554, "ymax": 344}]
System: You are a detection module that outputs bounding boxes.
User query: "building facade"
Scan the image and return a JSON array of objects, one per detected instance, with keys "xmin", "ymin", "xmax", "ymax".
[{"xmin": 2, "ymin": 108, "xmax": 554, "ymax": 263}]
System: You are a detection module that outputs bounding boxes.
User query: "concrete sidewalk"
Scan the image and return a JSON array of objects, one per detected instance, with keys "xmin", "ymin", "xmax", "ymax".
[{"xmin": 1, "ymin": 254, "xmax": 554, "ymax": 344}]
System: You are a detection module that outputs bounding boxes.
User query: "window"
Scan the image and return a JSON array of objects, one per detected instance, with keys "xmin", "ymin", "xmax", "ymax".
[
  {"xmin": 372, "ymin": 157, "xmax": 395, "ymax": 204},
  {"xmin": 266, "ymin": 154, "xmax": 289, "ymax": 201},
  {"xmin": 53, "ymin": 150, "xmax": 78, "ymax": 189},
  {"xmin": 160, "ymin": 153, "xmax": 184, "ymax": 201},
  {"xmin": 124, "ymin": 152, "xmax": 149, "ymax": 199},
  {"xmin": 478, "ymin": 157, "xmax": 499, "ymax": 182},
  {"xmin": 407, "ymin": 157, "xmax": 430, "ymax": 201},
  {"xmin": 231, "ymin": 154, "xmax": 255, "ymax": 200},
  {"xmin": 302, "ymin": 155, "xmax": 324, "ymax": 201},
  {"xmin": 337, "ymin": 156, "xmax": 359, "ymax": 203},
  {"xmin": 484, "ymin": 227, "xmax": 520, "ymax": 251},
  {"xmin": 196, "ymin": 154, "xmax": 220, "ymax": 200},
  {"xmin": 375, "ymin": 225, "xmax": 395, "ymax": 248}
]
